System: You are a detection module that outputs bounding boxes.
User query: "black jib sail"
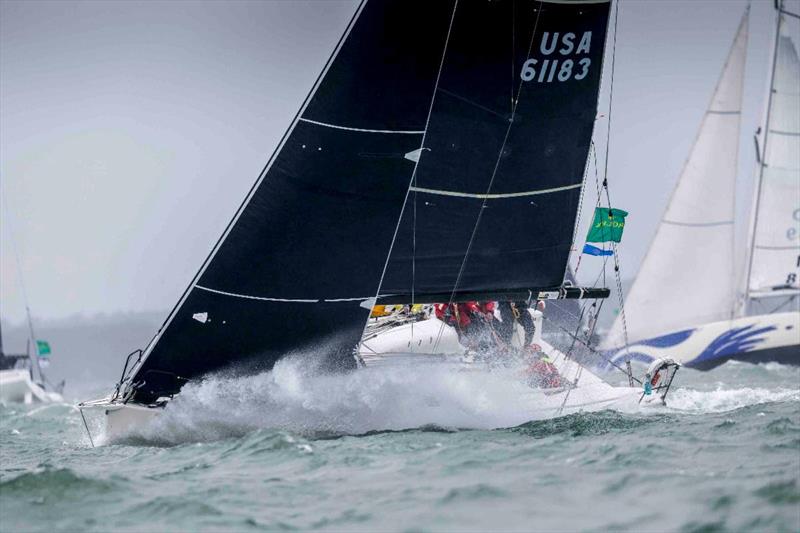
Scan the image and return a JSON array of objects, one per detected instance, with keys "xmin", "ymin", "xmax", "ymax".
[{"xmin": 123, "ymin": 0, "xmax": 611, "ymax": 404}]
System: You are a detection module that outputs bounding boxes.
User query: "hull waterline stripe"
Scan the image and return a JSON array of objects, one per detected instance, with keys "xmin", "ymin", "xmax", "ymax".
[
  {"xmin": 195, "ymin": 284, "xmax": 368, "ymax": 303},
  {"xmin": 298, "ymin": 118, "xmax": 424, "ymax": 135},
  {"xmin": 662, "ymin": 219, "xmax": 733, "ymax": 227},
  {"xmin": 409, "ymin": 182, "xmax": 582, "ymax": 199}
]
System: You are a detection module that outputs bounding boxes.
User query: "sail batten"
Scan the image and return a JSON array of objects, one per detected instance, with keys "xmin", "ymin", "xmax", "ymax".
[
  {"xmin": 297, "ymin": 118, "xmax": 425, "ymax": 135},
  {"xmin": 408, "ymin": 183, "xmax": 584, "ymax": 199}
]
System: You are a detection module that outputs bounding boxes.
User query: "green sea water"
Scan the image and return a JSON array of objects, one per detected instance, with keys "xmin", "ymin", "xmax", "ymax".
[{"xmin": 1, "ymin": 361, "xmax": 798, "ymax": 532}]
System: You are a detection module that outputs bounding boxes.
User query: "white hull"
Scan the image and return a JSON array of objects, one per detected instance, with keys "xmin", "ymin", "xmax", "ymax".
[
  {"xmin": 359, "ymin": 314, "xmax": 658, "ymax": 415},
  {"xmin": 78, "ymin": 397, "xmax": 162, "ymax": 443},
  {"xmin": 602, "ymin": 311, "xmax": 799, "ymax": 371},
  {"xmin": 0, "ymin": 369, "xmax": 63, "ymax": 404},
  {"xmin": 105, "ymin": 402, "xmax": 161, "ymax": 438},
  {"xmin": 82, "ymin": 312, "xmax": 666, "ymax": 442}
]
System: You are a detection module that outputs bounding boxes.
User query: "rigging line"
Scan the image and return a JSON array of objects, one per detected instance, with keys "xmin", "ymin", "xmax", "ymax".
[
  {"xmin": 436, "ymin": 88, "xmax": 509, "ymax": 120},
  {"xmin": 434, "ymin": 1, "xmax": 545, "ymax": 356},
  {"xmin": 745, "ymin": 2, "xmax": 780, "ymax": 305},
  {"xmin": 589, "ymin": 141, "xmax": 611, "ymax": 288},
  {"xmin": 566, "ymin": 144, "xmax": 593, "ymax": 277},
  {"xmin": 0, "ymin": 184, "xmax": 45, "ymax": 386},
  {"xmin": 598, "ymin": 1, "xmax": 632, "ymax": 365},
  {"xmin": 600, "ymin": 0, "xmax": 619, "ymax": 194},
  {"xmin": 362, "ymin": 0, "xmax": 460, "ymax": 353},
  {"xmin": 546, "ymin": 314, "xmax": 639, "ymax": 383},
  {"xmin": 768, "ymin": 294, "xmax": 798, "ymax": 314},
  {"xmin": 511, "ymin": 0, "xmax": 515, "ymax": 112}
]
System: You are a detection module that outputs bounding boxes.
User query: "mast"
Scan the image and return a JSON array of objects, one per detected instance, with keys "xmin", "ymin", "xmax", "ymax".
[
  {"xmin": 24, "ymin": 303, "xmax": 44, "ymax": 384},
  {"xmin": 742, "ymin": 0, "xmax": 800, "ymax": 308},
  {"xmin": 1, "ymin": 186, "xmax": 44, "ymax": 384}
]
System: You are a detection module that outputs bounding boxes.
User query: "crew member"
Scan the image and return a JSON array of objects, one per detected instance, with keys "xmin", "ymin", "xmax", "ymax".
[{"xmin": 497, "ymin": 301, "xmax": 536, "ymax": 347}]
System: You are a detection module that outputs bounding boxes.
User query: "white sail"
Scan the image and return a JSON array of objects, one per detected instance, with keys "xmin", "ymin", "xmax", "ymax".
[
  {"xmin": 746, "ymin": 19, "xmax": 800, "ymax": 298},
  {"xmin": 603, "ymin": 13, "xmax": 748, "ymax": 348}
]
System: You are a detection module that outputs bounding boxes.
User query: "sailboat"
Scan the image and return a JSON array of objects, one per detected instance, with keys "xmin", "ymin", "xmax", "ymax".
[
  {"xmin": 1, "ymin": 187, "xmax": 64, "ymax": 404},
  {"xmin": 80, "ymin": 0, "xmax": 679, "ymax": 440},
  {"xmin": 0, "ymin": 319, "xmax": 63, "ymax": 404},
  {"xmin": 601, "ymin": 3, "xmax": 800, "ymax": 371}
]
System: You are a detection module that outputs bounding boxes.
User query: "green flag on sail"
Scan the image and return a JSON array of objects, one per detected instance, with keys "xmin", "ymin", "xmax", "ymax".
[
  {"xmin": 586, "ymin": 207, "xmax": 628, "ymax": 243},
  {"xmin": 36, "ymin": 340, "xmax": 51, "ymax": 357}
]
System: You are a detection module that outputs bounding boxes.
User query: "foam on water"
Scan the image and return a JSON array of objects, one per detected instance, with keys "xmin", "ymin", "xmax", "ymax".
[
  {"xmin": 2, "ymin": 360, "xmax": 798, "ymax": 532},
  {"xmin": 122, "ymin": 353, "xmax": 799, "ymax": 445},
  {"xmin": 666, "ymin": 386, "xmax": 800, "ymax": 414},
  {"xmin": 132, "ymin": 355, "xmax": 548, "ymax": 444}
]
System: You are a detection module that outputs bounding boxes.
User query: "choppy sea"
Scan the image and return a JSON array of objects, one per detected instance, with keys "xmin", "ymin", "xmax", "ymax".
[{"xmin": 1, "ymin": 360, "xmax": 798, "ymax": 532}]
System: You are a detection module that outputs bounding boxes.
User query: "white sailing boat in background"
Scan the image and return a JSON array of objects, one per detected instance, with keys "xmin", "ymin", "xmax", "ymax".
[
  {"xmin": 602, "ymin": 4, "xmax": 800, "ymax": 370},
  {"xmin": 0, "ymin": 320, "xmax": 63, "ymax": 404},
  {"xmin": 1, "ymin": 183, "xmax": 65, "ymax": 404}
]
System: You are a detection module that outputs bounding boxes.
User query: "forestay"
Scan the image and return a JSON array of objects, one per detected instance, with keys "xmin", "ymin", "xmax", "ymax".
[
  {"xmin": 603, "ymin": 13, "xmax": 748, "ymax": 348},
  {"xmin": 746, "ymin": 18, "xmax": 800, "ymax": 298},
  {"xmin": 124, "ymin": 0, "xmax": 612, "ymax": 404}
]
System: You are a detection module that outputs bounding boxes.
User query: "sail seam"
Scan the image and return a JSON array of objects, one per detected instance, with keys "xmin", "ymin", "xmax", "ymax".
[
  {"xmin": 662, "ymin": 219, "xmax": 734, "ymax": 227},
  {"xmin": 195, "ymin": 285, "xmax": 369, "ymax": 303},
  {"xmin": 706, "ymin": 110, "xmax": 740, "ymax": 115},
  {"xmin": 298, "ymin": 118, "xmax": 424, "ymax": 134},
  {"xmin": 409, "ymin": 183, "xmax": 582, "ymax": 199}
]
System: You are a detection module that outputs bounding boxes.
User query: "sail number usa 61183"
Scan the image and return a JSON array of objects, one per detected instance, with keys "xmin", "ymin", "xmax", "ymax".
[{"xmin": 520, "ymin": 31, "xmax": 593, "ymax": 83}]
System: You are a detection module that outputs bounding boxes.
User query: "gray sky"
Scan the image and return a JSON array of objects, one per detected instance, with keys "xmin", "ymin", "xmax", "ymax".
[{"xmin": 1, "ymin": 0, "xmax": 798, "ymax": 324}]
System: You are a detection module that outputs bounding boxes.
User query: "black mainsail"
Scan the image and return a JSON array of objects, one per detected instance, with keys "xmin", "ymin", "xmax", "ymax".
[{"xmin": 123, "ymin": 0, "xmax": 612, "ymax": 404}]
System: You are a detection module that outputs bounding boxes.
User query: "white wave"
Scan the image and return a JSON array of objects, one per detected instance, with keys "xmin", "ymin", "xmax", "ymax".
[
  {"xmin": 131, "ymin": 351, "xmax": 649, "ymax": 444},
  {"xmin": 134, "ymin": 355, "xmax": 552, "ymax": 444},
  {"xmin": 666, "ymin": 385, "xmax": 799, "ymax": 414},
  {"xmin": 120, "ymin": 352, "xmax": 798, "ymax": 445}
]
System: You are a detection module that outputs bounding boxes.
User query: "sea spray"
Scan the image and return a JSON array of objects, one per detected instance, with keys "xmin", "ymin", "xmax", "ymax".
[
  {"xmin": 2, "ymin": 363, "xmax": 798, "ymax": 532},
  {"xmin": 130, "ymin": 354, "xmax": 548, "ymax": 445},
  {"xmin": 117, "ymin": 355, "xmax": 800, "ymax": 446}
]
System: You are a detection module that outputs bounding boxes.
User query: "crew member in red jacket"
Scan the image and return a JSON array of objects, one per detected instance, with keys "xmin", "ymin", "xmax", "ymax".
[{"xmin": 434, "ymin": 301, "xmax": 497, "ymax": 351}]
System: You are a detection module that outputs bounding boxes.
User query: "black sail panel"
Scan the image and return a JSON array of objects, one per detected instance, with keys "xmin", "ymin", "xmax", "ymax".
[
  {"xmin": 127, "ymin": 0, "xmax": 610, "ymax": 403},
  {"xmin": 129, "ymin": 0, "xmax": 457, "ymax": 402},
  {"xmin": 381, "ymin": 0, "xmax": 610, "ymax": 299}
]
